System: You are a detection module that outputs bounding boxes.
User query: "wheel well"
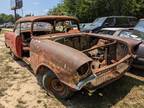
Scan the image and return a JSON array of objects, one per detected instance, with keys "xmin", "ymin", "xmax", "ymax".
[{"xmin": 36, "ymin": 65, "xmax": 54, "ymax": 76}]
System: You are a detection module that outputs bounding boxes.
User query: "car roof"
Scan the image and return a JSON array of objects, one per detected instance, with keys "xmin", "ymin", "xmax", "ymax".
[
  {"xmin": 104, "ymin": 16, "xmax": 137, "ymax": 18},
  {"xmin": 139, "ymin": 19, "xmax": 144, "ymax": 21},
  {"xmin": 101, "ymin": 28, "xmax": 132, "ymax": 31},
  {"xmin": 16, "ymin": 16, "xmax": 79, "ymax": 23},
  {"xmin": 96, "ymin": 16, "xmax": 137, "ymax": 20}
]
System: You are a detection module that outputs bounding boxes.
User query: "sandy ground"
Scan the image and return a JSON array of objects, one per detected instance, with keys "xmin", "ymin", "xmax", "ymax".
[{"xmin": 0, "ymin": 33, "xmax": 144, "ymax": 108}]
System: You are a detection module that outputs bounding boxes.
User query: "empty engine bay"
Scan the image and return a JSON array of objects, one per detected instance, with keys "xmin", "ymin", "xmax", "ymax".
[{"xmin": 56, "ymin": 35, "xmax": 129, "ymax": 73}]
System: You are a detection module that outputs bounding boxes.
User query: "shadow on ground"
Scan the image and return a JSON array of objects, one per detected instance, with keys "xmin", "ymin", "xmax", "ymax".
[
  {"xmin": 129, "ymin": 67, "xmax": 144, "ymax": 77},
  {"xmin": 15, "ymin": 60, "xmax": 34, "ymax": 73}
]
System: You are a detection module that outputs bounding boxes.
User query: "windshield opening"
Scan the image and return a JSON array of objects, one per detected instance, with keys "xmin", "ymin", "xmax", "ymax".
[
  {"xmin": 83, "ymin": 17, "xmax": 106, "ymax": 30},
  {"xmin": 134, "ymin": 20, "xmax": 144, "ymax": 32}
]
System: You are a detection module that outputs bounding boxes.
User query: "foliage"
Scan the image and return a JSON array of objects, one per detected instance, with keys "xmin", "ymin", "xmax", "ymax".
[
  {"xmin": 0, "ymin": 13, "xmax": 14, "ymax": 24},
  {"xmin": 0, "ymin": 13, "xmax": 21, "ymax": 24},
  {"xmin": 48, "ymin": 3, "xmax": 66, "ymax": 15},
  {"xmin": 48, "ymin": 0, "xmax": 144, "ymax": 22}
]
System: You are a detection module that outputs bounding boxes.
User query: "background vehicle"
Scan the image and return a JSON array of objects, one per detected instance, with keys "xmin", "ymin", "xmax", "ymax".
[
  {"xmin": 4, "ymin": 16, "xmax": 139, "ymax": 99},
  {"xmin": 79, "ymin": 23, "xmax": 91, "ymax": 29},
  {"xmin": 5, "ymin": 22, "xmax": 14, "ymax": 28},
  {"xmin": 81, "ymin": 16, "xmax": 138, "ymax": 33},
  {"xmin": 0, "ymin": 22, "xmax": 14, "ymax": 28},
  {"xmin": 134, "ymin": 19, "xmax": 144, "ymax": 33},
  {"xmin": 97, "ymin": 28, "xmax": 144, "ymax": 69}
]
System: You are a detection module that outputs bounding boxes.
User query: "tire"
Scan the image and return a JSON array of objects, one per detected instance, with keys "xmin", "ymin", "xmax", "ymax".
[
  {"xmin": 36, "ymin": 71, "xmax": 45, "ymax": 88},
  {"xmin": 42, "ymin": 71, "xmax": 73, "ymax": 99}
]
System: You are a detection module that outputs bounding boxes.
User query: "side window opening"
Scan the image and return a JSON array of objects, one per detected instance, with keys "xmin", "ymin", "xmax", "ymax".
[
  {"xmin": 115, "ymin": 18, "xmax": 129, "ymax": 27},
  {"xmin": 55, "ymin": 21, "xmax": 73, "ymax": 33},
  {"xmin": 103, "ymin": 18, "xmax": 114, "ymax": 27},
  {"xmin": 33, "ymin": 22, "xmax": 53, "ymax": 36},
  {"xmin": 20, "ymin": 22, "xmax": 32, "ymax": 57}
]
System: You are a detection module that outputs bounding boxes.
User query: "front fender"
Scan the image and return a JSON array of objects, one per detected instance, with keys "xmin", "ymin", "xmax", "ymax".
[{"xmin": 30, "ymin": 39, "xmax": 92, "ymax": 89}]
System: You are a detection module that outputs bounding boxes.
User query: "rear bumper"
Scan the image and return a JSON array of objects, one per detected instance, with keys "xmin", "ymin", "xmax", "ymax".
[
  {"xmin": 76, "ymin": 55, "xmax": 131, "ymax": 90},
  {"xmin": 132, "ymin": 57, "xmax": 144, "ymax": 69}
]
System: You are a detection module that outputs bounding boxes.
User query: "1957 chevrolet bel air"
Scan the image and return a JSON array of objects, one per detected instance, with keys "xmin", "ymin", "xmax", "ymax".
[{"xmin": 4, "ymin": 16, "xmax": 141, "ymax": 99}]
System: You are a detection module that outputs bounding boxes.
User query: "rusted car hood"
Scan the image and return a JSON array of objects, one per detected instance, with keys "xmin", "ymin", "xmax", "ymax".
[
  {"xmin": 31, "ymin": 33, "xmax": 143, "ymax": 73},
  {"xmin": 31, "ymin": 39, "xmax": 92, "ymax": 72}
]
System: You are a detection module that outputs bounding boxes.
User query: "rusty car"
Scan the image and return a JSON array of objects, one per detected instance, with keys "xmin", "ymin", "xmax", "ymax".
[{"xmin": 4, "ymin": 16, "xmax": 141, "ymax": 99}]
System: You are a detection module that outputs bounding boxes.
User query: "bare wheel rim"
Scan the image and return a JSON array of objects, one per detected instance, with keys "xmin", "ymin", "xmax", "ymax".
[
  {"xmin": 42, "ymin": 73, "xmax": 71, "ymax": 98},
  {"xmin": 50, "ymin": 79, "xmax": 65, "ymax": 93}
]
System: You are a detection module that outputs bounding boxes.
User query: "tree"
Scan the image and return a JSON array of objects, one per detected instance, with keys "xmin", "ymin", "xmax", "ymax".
[
  {"xmin": 0, "ymin": 13, "xmax": 14, "ymax": 24},
  {"xmin": 48, "ymin": 3, "xmax": 66, "ymax": 15},
  {"xmin": 0, "ymin": 13, "xmax": 22, "ymax": 24},
  {"xmin": 48, "ymin": 0, "xmax": 144, "ymax": 22}
]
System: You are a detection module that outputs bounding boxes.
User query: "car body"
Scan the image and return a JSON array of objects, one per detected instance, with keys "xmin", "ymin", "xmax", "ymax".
[
  {"xmin": 81, "ymin": 16, "xmax": 138, "ymax": 33},
  {"xmin": 134, "ymin": 19, "xmax": 144, "ymax": 33},
  {"xmin": 0, "ymin": 24, "xmax": 4, "ymax": 28},
  {"xmin": 97, "ymin": 28, "xmax": 144, "ymax": 69},
  {"xmin": 79, "ymin": 23, "xmax": 91, "ymax": 29},
  {"xmin": 0, "ymin": 24, "xmax": 5, "ymax": 28},
  {"xmin": 4, "ymin": 16, "xmax": 140, "ymax": 99}
]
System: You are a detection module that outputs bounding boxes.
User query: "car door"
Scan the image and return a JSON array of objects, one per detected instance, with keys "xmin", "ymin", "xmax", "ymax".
[{"xmin": 10, "ymin": 23, "xmax": 22, "ymax": 57}]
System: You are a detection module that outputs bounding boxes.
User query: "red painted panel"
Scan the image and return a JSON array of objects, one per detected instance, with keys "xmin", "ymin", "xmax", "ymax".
[
  {"xmin": 15, "ymin": 36, "xmax": 22, "ymax": 57},
  {"xmin": 5, "ymin": 32, "xmax": 22, "ymax": 57}
]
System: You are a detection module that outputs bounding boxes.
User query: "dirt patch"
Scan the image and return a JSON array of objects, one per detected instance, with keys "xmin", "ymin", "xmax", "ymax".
[{"xmin": 0, "ymin": 34, "xmax": 144, "ymax": 108}]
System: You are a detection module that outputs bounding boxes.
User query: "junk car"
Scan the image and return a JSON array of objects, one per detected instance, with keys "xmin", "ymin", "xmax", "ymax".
[{"xmin": 4, "ymin": 16, "xmax": 141, "ymax": 99}]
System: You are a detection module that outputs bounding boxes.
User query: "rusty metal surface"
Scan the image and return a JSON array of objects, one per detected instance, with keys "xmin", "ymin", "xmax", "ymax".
[
  {"xmin": 29, "ymin": 32, "xmax": 138, "ymax": 90},
  {"xmin": 31, "ymin": 39, "xmax": 92, "ymax": 73},
  {"xmin": 16, "ymin": 16, "xmax": 80, "ymax": 23},
  {"xmin": 76, "ymin": 54, "xmax": 130, "ymax": 90}
]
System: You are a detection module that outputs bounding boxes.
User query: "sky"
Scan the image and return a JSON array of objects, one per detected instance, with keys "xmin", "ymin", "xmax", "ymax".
[{"xmin": 0, "ymin": 0, "xmax": 61, "ymax": 16}]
